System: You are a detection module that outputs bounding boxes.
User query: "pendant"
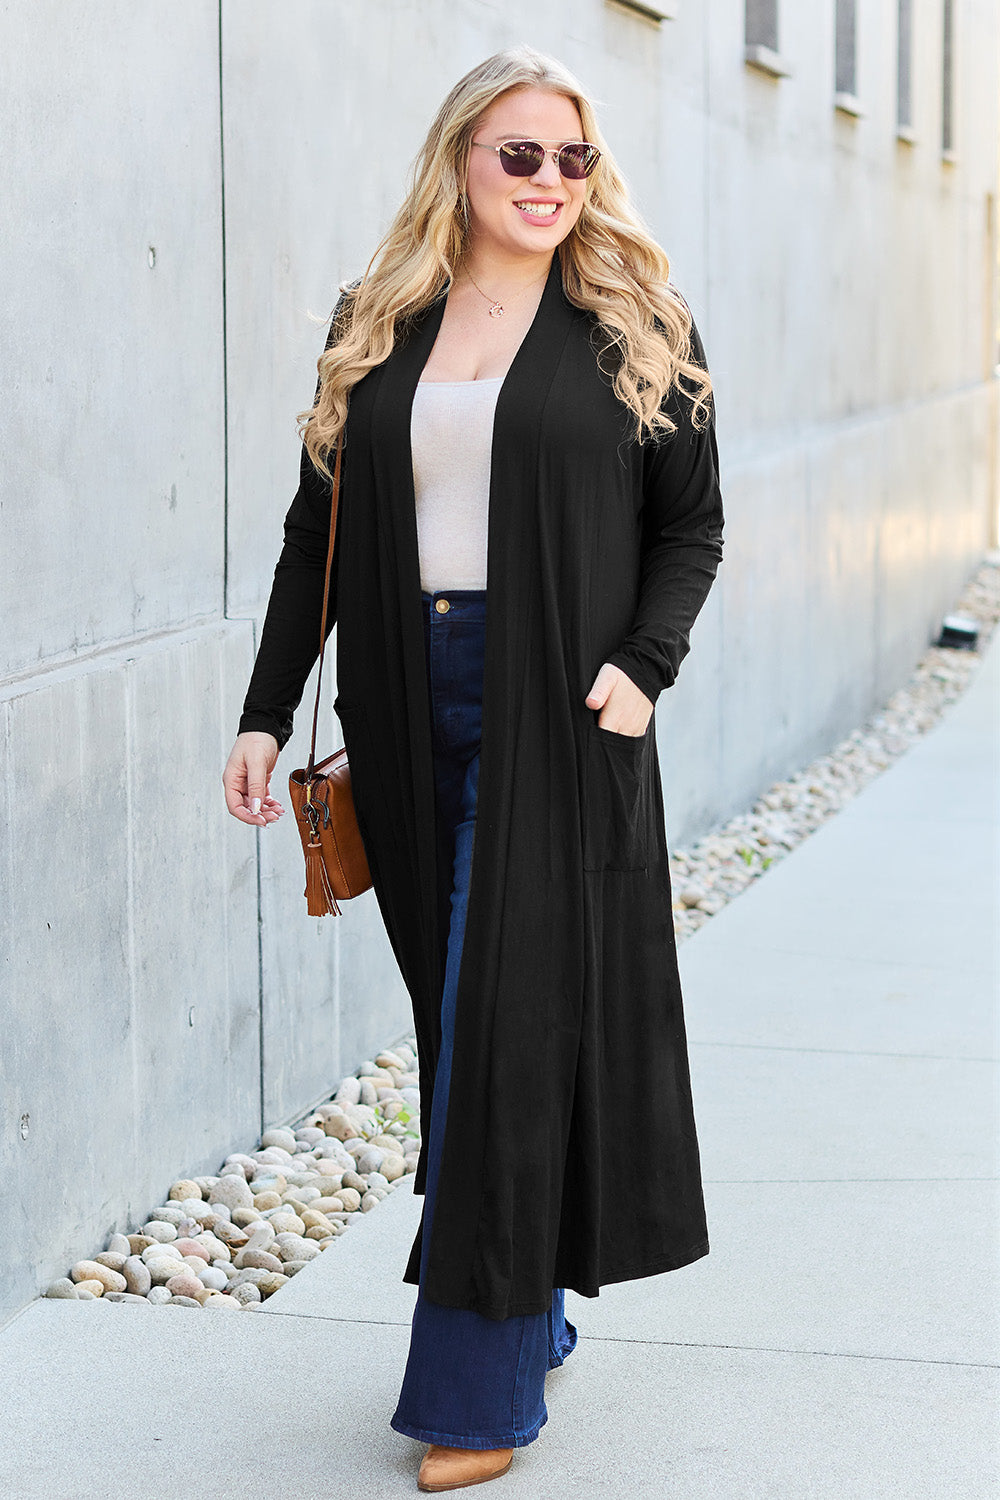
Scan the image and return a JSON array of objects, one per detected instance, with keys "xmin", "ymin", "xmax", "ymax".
[{"xmin": 488, "ymin": 302, "xmax": 504, "ymax": 318}]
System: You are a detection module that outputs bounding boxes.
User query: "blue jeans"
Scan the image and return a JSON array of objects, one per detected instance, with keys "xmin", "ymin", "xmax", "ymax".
[{"xmin": 390, "ymin": 589, "xmax": 578, "ymax": 1450}]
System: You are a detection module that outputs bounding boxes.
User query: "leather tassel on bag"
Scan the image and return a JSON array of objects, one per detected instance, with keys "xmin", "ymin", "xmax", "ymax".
[{"xmin": 304, "ymin": 837, "xmax": 340, "ymax": 917}]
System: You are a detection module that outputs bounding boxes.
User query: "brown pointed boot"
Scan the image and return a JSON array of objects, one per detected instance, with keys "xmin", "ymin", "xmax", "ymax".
[{"xmin": 417, "ymin": 1444, "xmax": 514, "ymax": 1492}]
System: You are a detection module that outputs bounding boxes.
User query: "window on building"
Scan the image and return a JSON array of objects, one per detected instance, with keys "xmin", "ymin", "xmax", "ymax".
[
  {"xmin": 744, "ymin": 0, "xmax": 791, "ymax": 77},
  {"xmin": 745, "ymin": 0, "xmax": 778, "ymax": 52},
  {"xmin": 897, "ymin": 0, "xmax": 914, "ymax": 136},
  {"xmin": 835, "ymin": 0, "xmax": 857, "ymax": 96},
  {"xmin": 942, "ymin": 0, "xmax": 955, "ymax": 155}
]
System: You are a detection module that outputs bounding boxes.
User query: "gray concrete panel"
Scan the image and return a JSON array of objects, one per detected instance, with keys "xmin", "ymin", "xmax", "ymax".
[
  {"xmin": 0, "ymin": 3, "xmax": 224, "ymax": 677},
  {"xmin": 682, "ymin": 942, "xmax": 998, "ymax": 1058},
  {"xmin": 0, "ymin": 624, "xmax": 261, "ymax": 1326},
  {"xmin": 1, "ymin": 668, "xmax": 132, "ymax": 1321},
  {"xmin": 565, "ymin": 1178, "xmax": 999, "ymax": 1365},
  {"xmin": 697, "ymin": 858, "xmax": 992, "ymax": 973},
  {"xmin": 0, "ymin": 1301, "xmax": 418, "ymax": 1499},
  {"xmin": 126, "ymin": 628, "xmax": 261, "ymax": 1162},
  {"xmin": 692, "ymin": 1045, "xmax": 996, "ymax": 1181},
  {"xmin": 0, "ymin": 1297, "xmax": 994, "ymax": 1498}
]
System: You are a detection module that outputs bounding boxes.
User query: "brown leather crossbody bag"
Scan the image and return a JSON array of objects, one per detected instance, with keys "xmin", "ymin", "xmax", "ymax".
[{"xmin": 287, "ymin": 439, "xmax": 373, "ymax": 915}]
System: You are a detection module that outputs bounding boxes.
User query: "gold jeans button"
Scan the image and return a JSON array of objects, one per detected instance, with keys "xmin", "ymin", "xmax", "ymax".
[{"xmin": 435, "ymin": 598, "xmax": 451, "ymax": 614}]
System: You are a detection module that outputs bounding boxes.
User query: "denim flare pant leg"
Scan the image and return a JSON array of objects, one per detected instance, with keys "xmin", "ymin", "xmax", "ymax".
[{"xmin": 390, "ymin": 588, "xmax": 578, "ymax": 1451}]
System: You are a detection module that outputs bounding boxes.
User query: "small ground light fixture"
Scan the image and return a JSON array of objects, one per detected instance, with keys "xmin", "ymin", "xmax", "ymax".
[{"xmin": 935, "ymin": 613, "xmax": 979, "ymax": 650}]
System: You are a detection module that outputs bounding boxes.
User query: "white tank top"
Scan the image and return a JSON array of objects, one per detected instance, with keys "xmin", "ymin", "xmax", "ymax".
[{"xmin": 410, "ymin": 376, "xmax": 503, "ymax": 592}]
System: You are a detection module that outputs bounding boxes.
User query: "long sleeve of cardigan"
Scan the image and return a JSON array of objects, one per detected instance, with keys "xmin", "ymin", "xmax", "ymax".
[
  {"xmin": 603, "ymin": 315, "xmax": 725, "ymax": 708},
  {"xmin": 237, "ymin": 435, "xmax": 339, "ymax": 750},
  {"xmin": 236, "ymin": 294, "xmax": 356, "ymax": 750}
]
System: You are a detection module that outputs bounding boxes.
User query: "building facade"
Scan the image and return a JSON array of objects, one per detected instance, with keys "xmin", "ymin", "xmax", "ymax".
[{"xmin": 1, "ymin": 0, "xmax": 997, "ymax": 1321}]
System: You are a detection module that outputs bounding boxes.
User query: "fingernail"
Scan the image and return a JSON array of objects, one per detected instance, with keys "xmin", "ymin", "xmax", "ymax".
[{"xmin": 251, "ymin": 798, "xmax": 261, "ymax": 815}]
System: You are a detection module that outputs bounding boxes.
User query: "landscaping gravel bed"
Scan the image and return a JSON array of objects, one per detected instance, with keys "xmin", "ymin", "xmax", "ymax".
[
  {"xmin": 670, "ymin": 553, "xmax": 999, "ymax": 941},
  {"xmin": 45, "ymin": 552, "xmax": 999, "ymax": 1308},
  {"xmin": 45, "ymin": 1042, "xmax": 423, "ymax": 1309}
]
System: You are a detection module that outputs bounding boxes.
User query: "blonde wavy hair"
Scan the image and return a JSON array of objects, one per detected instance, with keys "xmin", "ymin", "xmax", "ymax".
[{"xmin": 300, "ymin": 45, "xmax": 714, "ymax": 476}]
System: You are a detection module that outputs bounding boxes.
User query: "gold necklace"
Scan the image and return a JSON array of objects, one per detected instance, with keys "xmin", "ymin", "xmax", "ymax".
[{"xmin": 462, "ymin": 265, "xmax": 548, "ymax": 319}]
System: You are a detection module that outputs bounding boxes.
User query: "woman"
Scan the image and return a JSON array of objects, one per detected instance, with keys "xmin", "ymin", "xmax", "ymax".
[{"xmin": 223, "ymin": 45, "xmax": 724, "ymax": 1493}]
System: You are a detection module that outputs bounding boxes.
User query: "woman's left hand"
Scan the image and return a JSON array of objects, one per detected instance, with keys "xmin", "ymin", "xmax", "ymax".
[{"xmin": 585, "ymin": 663, "xmax": 654, "ymax": 736}]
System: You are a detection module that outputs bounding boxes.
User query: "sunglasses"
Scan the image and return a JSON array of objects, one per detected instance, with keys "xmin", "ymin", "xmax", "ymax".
[{"xmin": 471, "ymin": 138, "xmax": 601, "ymax": 180}]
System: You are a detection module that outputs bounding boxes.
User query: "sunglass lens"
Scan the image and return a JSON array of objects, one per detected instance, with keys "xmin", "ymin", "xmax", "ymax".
[
  {"xmin": 499, "ymin": 141, "xmax": 545, "ymax": 176},
  {"xmin": 558, "ymin": 143, "xmax": 600, "ymax": 179}
]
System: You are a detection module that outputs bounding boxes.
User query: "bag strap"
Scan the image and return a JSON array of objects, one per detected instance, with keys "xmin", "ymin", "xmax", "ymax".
[{"xmin": 306, "ymin": 437, "xmax": 343, "ymax": 779}]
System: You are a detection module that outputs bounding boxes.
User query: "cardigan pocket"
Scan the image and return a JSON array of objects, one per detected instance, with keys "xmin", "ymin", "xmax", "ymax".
[{"xmin": 583, "ymin": 722, "xmax": 651, "ymax": 872}]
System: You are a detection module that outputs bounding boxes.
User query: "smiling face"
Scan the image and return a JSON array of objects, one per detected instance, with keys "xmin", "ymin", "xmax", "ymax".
[{"xmin": 464, "ymin": 86, "xmax": 589, "ymax": 263}]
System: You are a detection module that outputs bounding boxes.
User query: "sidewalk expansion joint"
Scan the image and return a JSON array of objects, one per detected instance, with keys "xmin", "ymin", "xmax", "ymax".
[
  {"xmin": 252, "ymin": 1312, "xmax": 1000, "ymax": 1372},
  {"xmin": 702, "ymin": 1175, "xmax": 999, "ymax": 1184},
  {"xmin": 576, "ymin": 1335, "xmax": 1000, "ymax": 1370},
  {"xmin": 690, "ymin": 1040, "xmax": 997, "ymax": 1063},
  {"xmin": 260, "ymin": 1309, "xmax": 413, "ymax": 1328}
]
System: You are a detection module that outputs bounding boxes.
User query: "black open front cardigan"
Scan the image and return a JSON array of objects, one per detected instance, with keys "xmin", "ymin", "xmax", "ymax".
[{"xmin": 240, "ymin": 252, "xmax": 724, "ymax": 1318}]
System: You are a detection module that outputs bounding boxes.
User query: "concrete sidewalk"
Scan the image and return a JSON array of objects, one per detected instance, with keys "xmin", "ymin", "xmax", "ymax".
[{"xmin": 1, "ymin": 634, "xmax": 997, "ymax": 1499}]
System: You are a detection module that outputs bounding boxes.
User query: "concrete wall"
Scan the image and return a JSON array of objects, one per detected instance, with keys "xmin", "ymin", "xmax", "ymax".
[
  {"xmin": 1, "ymin": 0, "xmax": 997, "ymax": 1323},
  {"xmin": 0, "ymin": 1, "xmax": 410, "ymax": 1325}
]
